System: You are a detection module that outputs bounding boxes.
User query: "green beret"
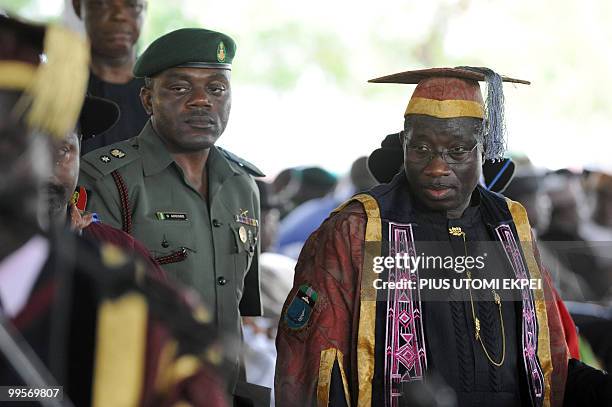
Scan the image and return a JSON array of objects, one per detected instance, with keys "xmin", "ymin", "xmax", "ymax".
[{"xmin": 133, "ymin": 28, "xmax": 236, "ymax": 77}]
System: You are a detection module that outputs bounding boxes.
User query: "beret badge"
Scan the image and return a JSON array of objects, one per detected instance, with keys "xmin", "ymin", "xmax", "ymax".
[{"xmin": 217, "ymin": 41, "xmax": 226, "ymax": 63}]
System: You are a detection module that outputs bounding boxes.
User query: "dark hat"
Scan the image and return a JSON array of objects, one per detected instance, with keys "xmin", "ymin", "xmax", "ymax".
[
  {"xmin": 367, "ymin": 132, "xmax": 403, "ymax": 184},
  {"xmin": 0, "ymin": 15, "xmax": 89, "ymax": 139},
  {"xmin": 79, "ymin": 96, "xmax": 120, "ymax": 140},
  {"xmin": 133, "ymin": 28, "xmax": 236, "ymax": 77},
  {"xmin": 368, "ymin": 67, "xmax": 529, "ymax": 86},
  {"xmin": 369, "ymin": 66, "xmax": 529, "ymax": 161}
]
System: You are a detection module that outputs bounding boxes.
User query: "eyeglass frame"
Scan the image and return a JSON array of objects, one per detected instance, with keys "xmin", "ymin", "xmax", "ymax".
[{"xmin": 401, "ymin": 132, "xmax": 481, "ymax": 165}]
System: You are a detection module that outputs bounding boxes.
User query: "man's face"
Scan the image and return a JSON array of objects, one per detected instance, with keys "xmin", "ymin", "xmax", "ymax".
[
  {"xmin": 74, "ymin": 0, "xmax": 145, "ymax": 58},
  {"xmin": 402, "ymin": 115, "xmax": 482, "ymax": 216},
  {"xmin": 141, "ymin": 67, "xmax": 232, "ymax": 152},
  {"xmin": 45, "ymin": 131, "xmax": 80, "ymax": 218},
  {"xmin": 0, "ymin": 91, "xmax": 51, "ymax": 227}
]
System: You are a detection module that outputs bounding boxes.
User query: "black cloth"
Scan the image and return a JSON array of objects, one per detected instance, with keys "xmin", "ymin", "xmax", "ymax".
[
  {"xmin": 362, "ymin": 174, "xmax": 524, "ymax": 406},
  {"xmin": 0, "ymin": 229, "xmax": 221, "ymax": 406},
  {"xmin": 406, "ymin": 194, "xmax": 524, "ymax": 406},
  {"xmin": 0, "ymin": 232, "xmax": 105, "ymax": 406},
  {"xmin": 82, "ymin": 72, "xmax": 149, "ymax": 154},
  {"xmin": 564, "ymin": 358, "xmax": 611, "ymax": 407}
]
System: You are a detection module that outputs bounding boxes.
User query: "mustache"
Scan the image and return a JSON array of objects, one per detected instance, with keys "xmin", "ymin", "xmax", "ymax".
[{"xmin": 45, "ymin": 183, "xmax": 66, "ymax": 198}]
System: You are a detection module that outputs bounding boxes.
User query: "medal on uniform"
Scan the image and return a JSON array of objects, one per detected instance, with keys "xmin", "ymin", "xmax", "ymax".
[
  {"xmin": 235, "ymin": 209, "xmax": 258, "ymax": 227},
  {"xmin": 239, "ymin": 226, "xmax": 248, "ymax": 243}
]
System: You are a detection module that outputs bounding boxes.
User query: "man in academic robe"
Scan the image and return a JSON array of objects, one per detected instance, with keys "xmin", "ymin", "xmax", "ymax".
[
  {"xmin": 275, "ymin": 67, "xmax": 611, "ymax": 406},
  {"xmin": 0, "ymin": 15, "xmax": 229, "ymax": 406}
]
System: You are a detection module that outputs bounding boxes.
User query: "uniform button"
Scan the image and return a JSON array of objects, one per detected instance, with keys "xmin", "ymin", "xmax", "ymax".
[
  {"xmin": 217, "ymin": 277, "xmax": 227, "ymax": 286},
  {"xmin": 212, "ymin": 219, "xmax": 223, "ymax": 227},
  {"xmin": 161, "ymin": 239, "xmax": 169, "ymax": 248}
]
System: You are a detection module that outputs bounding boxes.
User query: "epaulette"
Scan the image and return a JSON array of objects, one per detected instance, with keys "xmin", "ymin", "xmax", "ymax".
[
  {"xmin": 81, "ymin": 139, "xmax": 140, "ymax": 178},
  {"xmin": 217, "ymin": 146, "xmax": 265, "ymax": 177}
]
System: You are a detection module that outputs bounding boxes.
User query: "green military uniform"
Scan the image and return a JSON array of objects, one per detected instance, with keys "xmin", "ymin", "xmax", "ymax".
[
  {"xmin": 78, "ymin": 121, "xmax": 264, "ymax": 340},
  {"xmin": 79, "ymin": 29, "xmax": 265, "ymax": 393}
]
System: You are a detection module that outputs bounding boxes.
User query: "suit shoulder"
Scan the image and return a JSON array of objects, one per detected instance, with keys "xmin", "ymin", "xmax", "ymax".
[
  {"xmin": 217, "ymin": 146, "xmax": 265, "ymax": 177},
  {"xmin": 81, "ymin": 138, "xmax": 141, "ymax": 179}
]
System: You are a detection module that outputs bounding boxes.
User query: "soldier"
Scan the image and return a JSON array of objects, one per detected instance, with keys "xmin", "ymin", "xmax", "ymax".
[
  {"xmin": 78, "ymin": 28, "xmax": 264, "ymax": 390},
  {"xmin": 0, "ymin": 15, "xmax": 230, "ymax": 406}
]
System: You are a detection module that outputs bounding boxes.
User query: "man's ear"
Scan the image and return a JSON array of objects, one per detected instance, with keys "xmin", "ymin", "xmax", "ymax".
[
  {"xmin": 140, "ymin": 85, "xmax": 153, "ymax": 116},
  {"xmin": 72, "ymin": 0, "xmax": 83, "ymax": 18}
]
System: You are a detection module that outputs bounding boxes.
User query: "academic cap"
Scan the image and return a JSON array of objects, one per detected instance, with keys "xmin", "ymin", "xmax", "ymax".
[
  {"xmin": 369, "ymin": 67, "xmax": 530, "ymax": 161},
  {"xmin": 0, "ymin": 15, "xmax": 89, "ymax": 139}
]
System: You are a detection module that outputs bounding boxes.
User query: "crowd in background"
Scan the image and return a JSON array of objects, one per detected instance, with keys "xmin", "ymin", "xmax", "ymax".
[{"xmin": 2, "ymin": 1, "xmax": 612, "ymax": 405}]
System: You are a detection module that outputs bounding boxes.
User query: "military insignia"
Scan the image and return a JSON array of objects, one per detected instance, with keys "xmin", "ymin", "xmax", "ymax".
[
  {"xmin": 156, "ymin": 211, "xmax": 188, "ymax": 221},
  {"xmin": 100, "ymin": 155, "xmax": 111, "ymax": 163},
  {"xmin": 239, "ymin": 226, "xmax": 248, "ymax": 243},
  {"xmin": 110, "ymin": 148, "xmax": 126, "ymax": 159},
  {"xmin": 285, "ymin": 284, "xmax": 318, "ymax": 330},
  {"xmin": 235, "ymin": 209, "xmax": 259, "ymax": 227},
  {"xmin": 71, "ymin": 186, "xmax": 88, "ymax": 211},
  {"xmin": 217, "ymin": 41, "xmax": 226, "ymax": 62}
]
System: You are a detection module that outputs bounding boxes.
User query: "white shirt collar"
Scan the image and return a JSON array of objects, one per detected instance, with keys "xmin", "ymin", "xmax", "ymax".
[{"xmin": 0, "ymin": 235, "xmax": 50, "ymax": 318}]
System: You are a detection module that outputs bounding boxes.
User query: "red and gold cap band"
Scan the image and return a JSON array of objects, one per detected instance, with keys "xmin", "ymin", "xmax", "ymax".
[{"xmin": 405, "ymin": 97, "xmax": 484, "ymax": 119}]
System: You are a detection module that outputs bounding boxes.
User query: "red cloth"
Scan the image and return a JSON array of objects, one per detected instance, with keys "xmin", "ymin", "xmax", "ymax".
[
  {"xmin": 556, "ymin": 291, "xmax": 580, "ymax": 359},
  {"xmin": 83, "ymin": 222, "xmax": 166, "ymax": 280},
  {"xmin": 276, "ymin": 203, "xmax": 365, "ymax": 406}
]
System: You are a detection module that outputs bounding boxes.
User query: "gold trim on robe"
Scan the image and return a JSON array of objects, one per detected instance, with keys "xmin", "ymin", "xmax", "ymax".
[
  {"xmin": 317, "ymin": 348, "xmax": 352, "ymax": 407},
  {"xmin": 507, "ymin": 199, "xmax": 553, "ymax": 407},
  {"xmin": 92, "ymin": 293, "xmax": 148, "ymax": 407},
  {"xmin": 333, "ymin": 194, "xmax": 381, "ymax": 406}
]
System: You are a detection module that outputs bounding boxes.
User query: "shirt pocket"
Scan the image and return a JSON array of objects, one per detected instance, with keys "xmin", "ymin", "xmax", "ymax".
[{"xmin": 132, "ymin": 220, "xmax": 196, "ymax": 267}]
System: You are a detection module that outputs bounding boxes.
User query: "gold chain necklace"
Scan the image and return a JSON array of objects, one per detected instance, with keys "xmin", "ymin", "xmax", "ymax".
[{"xmin": 448, "ymin": 226, "xmax": 506, "ymax": 367}]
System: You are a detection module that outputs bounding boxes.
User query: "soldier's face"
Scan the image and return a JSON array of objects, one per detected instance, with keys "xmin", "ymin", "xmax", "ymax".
[
  {"xmin": 74, "ymin": 0, "xmax": 145, "ymax": 59},
  {"xmin": 402, "ymin": 115, "xmax": 482, "ymax": 218},
  {"xmin": 142, "ymin": 67, "xmax": 232, "ymax": 152},
  {"xmin": 45, "ymin": 131, "xmax": 80, "ymax": 219}
]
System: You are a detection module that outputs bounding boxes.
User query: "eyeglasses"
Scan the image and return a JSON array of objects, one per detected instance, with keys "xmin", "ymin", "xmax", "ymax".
[{"xmin": 405, "ymin": 143, "xmax": 479, "ymax": 165}]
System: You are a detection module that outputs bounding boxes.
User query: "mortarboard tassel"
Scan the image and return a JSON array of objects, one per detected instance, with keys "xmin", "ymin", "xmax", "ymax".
[
  {"xmin": 457, "ymin": 66, "xmax": 507, "ymax": 161},
  {"xmin": 13, "ymin": 25, "xmax": 89, "ymax": 140}
]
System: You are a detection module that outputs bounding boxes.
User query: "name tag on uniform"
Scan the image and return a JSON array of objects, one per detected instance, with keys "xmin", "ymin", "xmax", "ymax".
[{"xmin": 156, "ymin": 211, "xmax": 188, "ymax": 221}]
